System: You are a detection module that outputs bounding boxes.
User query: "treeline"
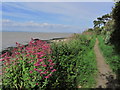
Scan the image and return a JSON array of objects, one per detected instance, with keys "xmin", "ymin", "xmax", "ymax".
[
  {"xmin": 110, "ymin": 1, "xmax": 120, "ymax": 52},
  {"xmin": 85, "ymin": 1, "xmax": 120, "ymax": 48}
]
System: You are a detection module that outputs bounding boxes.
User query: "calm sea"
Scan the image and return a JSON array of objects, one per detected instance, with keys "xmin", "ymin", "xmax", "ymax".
[{"xmin": 1, "ymin": 32, "xmax": 72, "ymax": 50}]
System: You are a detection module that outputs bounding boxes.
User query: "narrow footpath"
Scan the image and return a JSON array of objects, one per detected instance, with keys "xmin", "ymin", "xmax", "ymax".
[{"xmin": 94, "ymin": 38, "xmax": 117, "ymax": 88}]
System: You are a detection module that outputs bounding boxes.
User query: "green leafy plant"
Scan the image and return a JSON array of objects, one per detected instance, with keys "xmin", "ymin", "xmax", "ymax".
[
  {"xmin": 47, "ymin": 35, "xmax": 97, "ymax": 88},
  {"xmin": 0, "ymin": 39, "xmax": 56, "ymax": 89}
]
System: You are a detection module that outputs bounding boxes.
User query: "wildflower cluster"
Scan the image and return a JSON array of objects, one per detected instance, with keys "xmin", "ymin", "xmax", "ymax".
[{"xmin": 1, "ymin": 38, "xmax": 56, "ymax": 89}]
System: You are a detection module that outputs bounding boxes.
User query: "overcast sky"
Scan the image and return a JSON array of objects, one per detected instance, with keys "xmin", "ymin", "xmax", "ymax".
[{"xmin": 1, "ymin": 2, "xmax": 114, "ymax": 33}]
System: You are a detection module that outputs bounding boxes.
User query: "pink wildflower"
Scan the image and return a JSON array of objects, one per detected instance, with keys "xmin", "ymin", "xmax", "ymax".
[
  {"xmin": 5, "ymin": 57, "xmax": 11, "ymax": 59},
  {"xmin": 0, "ymin": 52, "xmax": 8, "ymax": 58},
  {"xmin": 38, "ymin": 69, "xmax": 42, "ymax": 72},
  {"xmin": 28, "ymin": 60, "xmax": 34, "ymax": 63},
  {"xmin": 41, "ymin": 71, "xmax": 47, "ymax": 74},
  {"xmin": 49, "ymin": 63, "xmax": 55, "ymax": 66},
  {"xmin": 29, "ymin": 71, "xmax": 33, "ymax": 73},
  {"xmin": 38, "ymin": 59, "xmax": 43, "ymax": 62},
  {"xmin": 48, "ymin": 73, "xmax": 52, "ymax": 77},
  {"xmin": 36, "ymin": 83, "xmax": 38, "ymax": 85},
  {"xmin": 26, "ymin": 54, "xmax": 30, "ymax": 57},
  {"xmin": 42, "ymin": 65, "xmax": 47, "ymax": 67},
  {"xmin": 34, "ymin": 63, "xmax": 41, "ymax": 66},
  {"xmin": 51, "ymin": 69, "xmax": 56, "ymax": 72},
  {"xmin": 28, "ymin": 51, "xmax": 34, "ymax": 53},
  {"xmin": 16, "ymin": 42, "xmax": 20, "ymax": 46},
  {"xmin": 44, "ymin": 74, "xmax": 52, "ymax": 79},
  {"xmin": 16, "ymin": 42, "xmax": 18, "ymax": 45},
  {"xmin": 29, "ymin": 40, "xmax": 34, "ymax": 45},
  {"xmin": 0, "ymin": 73, "xmax": 2, "ymax": 75},
  {"xmin": 34, "ymin": 68, "xmax": 38, "ymax": 71},
  {"xmin": 45, "ymin": 76, "xmax": 49, "ymax": 79},
  {"xmin": 48, "ymin": 59, "xmax": 52, "ymax": 62},
  {"xmin": 15, "ymin": 52, "xmax": 20, "ymax": 55},
  {"xmin": 34, "ymin": 52, "xmax": 44, "ymax": 55},
  {"xmin": 50, "ymin": 66, "xmax": 53, "ymax": 69},
  {"xmin": 0, "ymin": 59, "xmax": 4, "ymax": 61},
  {"xmin": 3, "ymin": 62, "xmax": 7, "ymax": 65},
  {"xmin": 39, "ymin": 55, "xmax": 44, "ymax": 58}
]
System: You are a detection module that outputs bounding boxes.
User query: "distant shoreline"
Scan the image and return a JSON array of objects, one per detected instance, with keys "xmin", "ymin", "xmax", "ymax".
[{"xmin": 1, "ymin": 32, "xmax": 73, "ymax": 51}]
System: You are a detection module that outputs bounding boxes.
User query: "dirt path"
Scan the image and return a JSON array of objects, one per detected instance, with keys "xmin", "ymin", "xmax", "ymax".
[{"xmin": 94, "ymin": 38, "xmax": 117, "ymax": 88}]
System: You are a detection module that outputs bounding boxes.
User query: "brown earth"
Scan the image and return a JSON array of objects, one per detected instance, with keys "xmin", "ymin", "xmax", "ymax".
[{"xmin": 94, "ymin": 38, "xmax": 118, "ymax": 88}]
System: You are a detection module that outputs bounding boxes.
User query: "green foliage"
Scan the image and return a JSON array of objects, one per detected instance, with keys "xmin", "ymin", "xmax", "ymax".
[
  {"xmin": 92, "ymin": 13, "xmax": 112, "ymax": 35},
  {"xmin": 98, "ymin": 36, "xmax": 120, "ymax": 73},
  {"xmin": 93, "ymin": 14, "xmax": 111, "ymax": 28},
  {"xmin": 94, "ymin": 27, "xmax": 102, "ymax": 35},
  {"xmin": 48, "ymin": 35, "xmax": 97, "ymax": 88},
  {"xmin": 87, "ymin": 28, "xmax": 94, "ymax": 32},
  {"xmin": 110, "ymin": 1, "xmax": 120, "ymax": 52},
  {"xmin": 101, "ymin": 20, "xmax": 114, "ymax": 35},
  {"xmin": 1, "ymin": 35, "xmax": 97, "ymax": 89}
]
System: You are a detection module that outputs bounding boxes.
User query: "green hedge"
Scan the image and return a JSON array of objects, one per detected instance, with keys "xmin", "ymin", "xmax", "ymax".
[{"xmin": 47, "ymin": 35, "xmax": 97, "ymax": 88}]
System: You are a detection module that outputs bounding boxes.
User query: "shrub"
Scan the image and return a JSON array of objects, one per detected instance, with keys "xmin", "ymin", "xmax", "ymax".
[
  {"xmin": 0, "ymin": 39, "xmax": 56, "ymax": 89},
  {"xmin": 47, "ymin": 35, "xmax": 97, "ymax": 88}
]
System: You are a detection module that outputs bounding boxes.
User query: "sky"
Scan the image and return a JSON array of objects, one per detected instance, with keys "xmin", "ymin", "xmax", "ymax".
[{"xmin": 1, "ymin": 2, "xmax": 114, "ymax": 33}]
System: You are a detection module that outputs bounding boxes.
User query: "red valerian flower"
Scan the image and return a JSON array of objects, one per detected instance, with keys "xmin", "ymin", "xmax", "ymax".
[
  {"xmin": 48, "ymin": 59, "xmax": 52, "ymax": 62},
  {"xmin": 51, "ymin": 69, "xmax": 56, "ymax": 72},
  {"xmin": 0, "ymin": 59, "xmax": 4, "ymax": 61},
  {"xmin": 42, "ymin": 64, "xmax": 47, "ymax": 67},
  {"xmin": 34, "ymin": 63, "xmax": 41, "ymax": 66},
  {"xmin": 29, "ymin": 71, "xmax": 33, "ymax": 73},
  {"xmin": 50, "ymin": 66, "xmax": 53, "ymax": 69},
  {"xmin": 2, "ymin": 39, "xmax": 56, "ymax": 88},
  {"xmin": 44, "ymin": 73, "xmax": 52, "ymax": 79},
  {"xmin": 36, "ymin": 83, "xmax": 38, "ymax": 85},
  {"xmin": 34, "ymin": 68, "xmax": 38, "ymax": 71}
]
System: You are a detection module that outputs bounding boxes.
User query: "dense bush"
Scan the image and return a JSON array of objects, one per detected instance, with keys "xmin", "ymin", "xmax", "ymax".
[
  {"xmin": 47, "ymin": 35, "xmax": 97, "ymax": 88},
  {"xmin": 0, "ymin": 35, "xmax": 97, "ymax": 89},
  {"xmin": 110, "ymin": 1, "xmax": 120, "ymax": 52},
  {"xmin": 0, "ymin": 39, "xmax": 56, "ymax": 89}
]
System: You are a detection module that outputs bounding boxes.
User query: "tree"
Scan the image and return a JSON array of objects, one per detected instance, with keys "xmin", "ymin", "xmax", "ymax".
[
  {"xmin": 93, "ymin": 20, "xmax": 101, "ymax": 28},
  {"xmin": 110, "ymin": 1, "xmax": 120, "ymax": 51},
  {"xmin": 102, "ymin": 14, "xmax": 111, "ymax": 20},
  {"xmin": 94, "ymin": 14, "xmax": 111, "ymax": 27}
]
